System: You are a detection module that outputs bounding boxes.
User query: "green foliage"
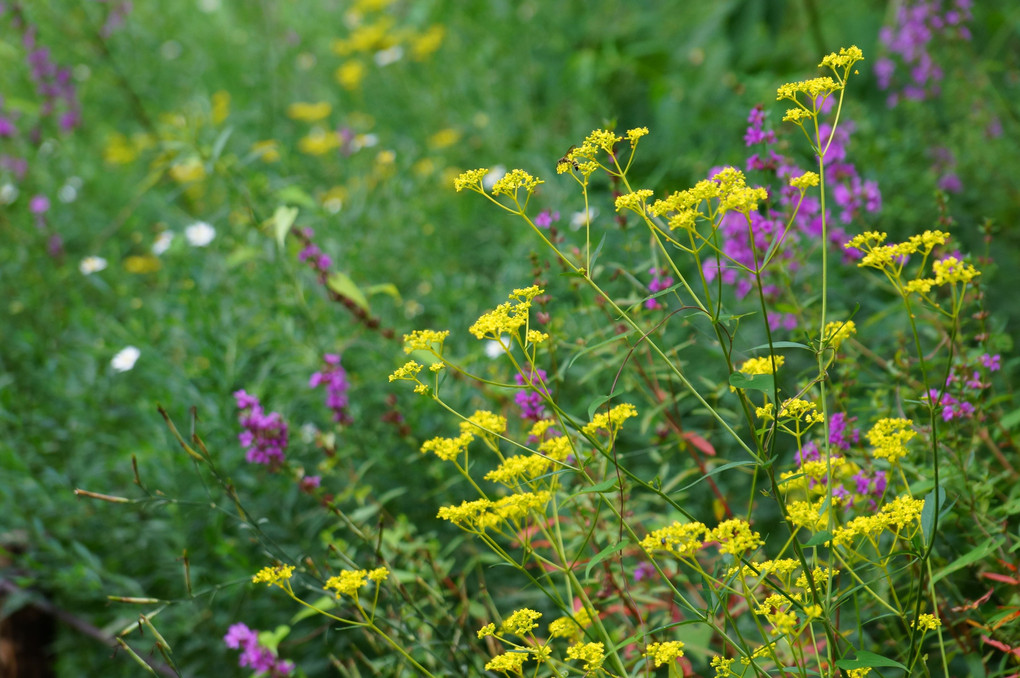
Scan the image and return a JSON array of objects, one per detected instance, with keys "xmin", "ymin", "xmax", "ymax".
[{"xmin": 1, "ymin": 1, "xmax": 1019, "ymax": 677}]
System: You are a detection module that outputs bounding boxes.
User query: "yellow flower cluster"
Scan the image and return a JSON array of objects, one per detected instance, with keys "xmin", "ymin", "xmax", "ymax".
[
  {"xmin": 437, "ymin": 491, "xmax": 551, "ymax": 531},
  {"xmin": 324, "ymin": 570, "xmax": 366, "ymax": 597},
  {"xmin": 786, "ymin": 498, "xmax": 829, "ymax": 530},
  {"xmin": 454, "ymin": 168, "xmax": 489, "ymax": 192},
  {"xmin": 756, "ymin": 398, "xmax": 824, "ymax": 425},
  {"xmin": 420, "ymin": 431, "xmax": 473, "ymax": 461},
  {"xmin": 485, "ymin": 454, "xmax": 552, "ymax": 486},
  {"xmin": 819, "ymin": 45, "xmax": 865, "ymax": 71},
  {"xmin": 867, "ymin": 417, "xmax": 915, "ymax": 463},
  {"xmin": 832, "ymin": 494, "xmax": 925, "ymax": 547},
  {"xmin": 823, "ymin": 320, "xmax": 856, "ymax": 351},
  {"xmin": 626, "ymin": 127, "xmax": 649, "ymax": 144},
  {"xmin": 500, "ymin": 608, "xmax": 542, "ymax": 637},
  {"xmin": 461, "ymin": 410, "xmax": 507, "ymax": 438},
  {"xmin": 649, "ymin": 167, "xmax": 767, "ymax": 231},
  {"xmin": 912, "ymin": 613, "xmax": 941, "ymax": 631},
  {"xmin": 740, "ymin": 355, "xmax": 784, "ymax": 375},
  {"xmin": 614, "ymin": 188, "xmax": 654, "ymax": 213},
  {"xmin": 469, "ymin": 286, "xmax": 544, "ymax": 340},
  {"xmin": 403, "ymin": 329, "xmax": 449, "ymax": 354},
  {"xmin": 548, "ymin": 608, "xmax": 592, "ymax": 640},
  {"xmin": 286, "ymin": 101, "xmax": 331, "ymax": 122},
  {"xmin": 644, "ymin": 641, "xmax": 685, "ymax": 667},
  {"xmin": 388, "ymin": 360, "xmax": 423, "ymax": 382},
  {"xmin": 710, "ymin": 518, "xmax": 765, "ymax": 556},
  {"xmin": 566, "ymin": 641, "xmax": 605, "ymax": 672},
  {"xmin": 582, "ymin": 403, "xmax": 638, "ymax": 438},
  {"xmin": 641, "ymin": 520, "xmax": 708, "ymax": 559},
  {"xmin": 538, "ymin": 434, "xmax": 575, "ymax": 461},
  {"xmin": 754, "ymin": 593, "xmax": 800, "ymax": 635},
  {"xmin": 491, "ymin": 169, "xmax": 544, "ymax": 198},
  {"xmin": 252, "ymin": 564, "xmax": 295, "ymax": 588},
  {"xmin": 776, "ymin": 76, "xmax": 839, "ymax": 102},
  {"xmin": 845, "ymin": 231, "xmax": 979, "ymax": 297},
  {"xmin": 790, "ymin": 171, "xmax": 819, "ymax": 189},
  {"xmin": 711, "ymin": 655, "xmax": 736, "ymax": 676},
  {"xmin": 484, "ymin": 652, "xmax": 527, "ymax": 674}
]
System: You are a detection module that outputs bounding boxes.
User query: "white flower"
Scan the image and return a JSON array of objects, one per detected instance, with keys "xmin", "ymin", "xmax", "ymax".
[
  {"xmin": 184, "ymin": 221, "xmax": 215, "ymax": 247},
  {"xmin": 570, "ymin": 207, "xmax": 599, "ymax": 231},
  {"xmin": 79, "ymin": 256, "xmax": 108, "ymax": 275},
  {"xmin": 484, "ymin": 337, "xmax": 509, "ymax": 359},
  {"xmin": 482, "ymin": 165, "xmax": 506, "ymax": 191},
  {"xmin": 152, "ymin": 230, "xmax": 174, "ymax": 255},
  {"xmin": 373, "ymin": 45, "xmax": 404, "ymax": 67},
  {"xmin": 111, "ymin": 346, "xmax": 140, "ymax": 372}
]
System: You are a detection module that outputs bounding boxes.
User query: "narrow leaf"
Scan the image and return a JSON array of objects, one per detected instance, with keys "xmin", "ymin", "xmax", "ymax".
[
  {"xmin": 327, "ymin": 272, "xmax": 370, "ymax": 312},
  {"xmin": 584, "ymin": 541, "xmax": 628, "ymax": 580},
  {"xmin": 835, "ymin": 650, "xmax": 907, "ymax": 670},
  {"xmin": 728, "ymin": 372, "xmax": 774, "ymax": 392},
  {"xmin": 270, "ymin": 205, "xmax": 299, "ymax": 249}
]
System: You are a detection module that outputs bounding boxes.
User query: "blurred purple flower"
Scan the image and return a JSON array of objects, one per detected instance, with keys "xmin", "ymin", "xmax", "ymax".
[
  {"xmin": 234, "ymin": 389, "xmax": 289, "ymax": 470},
  {"xmin": 224, "ymin": 623, "xmax": 294, "ymax": 676},
  {"xmin": 514, "ymin": 368, "xmax": 549, "ymax": 420},
  {"xmin": 534, "ymin": 209, "xmax": 560, "ymax": 228},
  {"xmin": 309, "ymin": 353, "xmax": 352, "ymax": 425}
]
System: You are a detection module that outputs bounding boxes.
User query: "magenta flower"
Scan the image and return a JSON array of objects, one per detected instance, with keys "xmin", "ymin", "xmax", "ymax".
[
  {"xmin": 234, "ymin": 389, "xmax": 289, "ymax": 470},
  {"xmin": 223, "ymin": 623, "xmax": 294, "ymax": 676},
  {"xmin": 309, "ymin": 353, "xmax": 352, "ymax": 425}
]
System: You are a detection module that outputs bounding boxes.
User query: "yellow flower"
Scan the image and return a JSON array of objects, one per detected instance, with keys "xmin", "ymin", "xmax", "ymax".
[
  {"xmin": 324, "ymin": 569, "xmax": 368, "ymax": 597},
  {"xmin": 461, "ymin": 410, "xmax": 507, "ymax": 437},
  {"xmin": 428, "ymin": 128, "xmax": 460, "ymax": 149},
  {"xmin": 388, "ymin": 360, "xmax": 422, "ymax": 382},
  {"xmin": 582, "ymin": 403, "xmax": 638, "ymax": 438},
  {"xmin": 644, "ymin": 640, "xmax": 685, "ymax": 667},
  {"xmin": 867, "ymin": 418, "xmax": 915, "ymax": 463},
  {"xmin": 403, "ymin": 329, "xmax": 450, "ymax": 354},
  {"xmin": 484, "ymin": 652, "xmax": 527, "ymax": 674},
  {"xmin": 477, "ymin": 623, "xmax": 496, "ymax": 639},
  {"xmin": 710, "ymin": 519, "xmax": 764, "ymax": 555},
  {"xmin": 298, "ymin": 127, "xmax": 340, "ymax": 155},
  {"xmin": 912, "ymin": 613, "xmax": 941, "ymax": 631},
  {"xmin": 286, "ymin": 101, "xmax": 332, "ymax": 122},
  {"xmin": 626, "ymin": 127, "xmax": 649, "ymax": 144},
  {"xmin": 823, "ymin": 320, "xmax": 856, "ymax": 351},
  {"xmin": 469, "ymin": 287, "xmax": 543, "ymax": 339},
  {"xmin": 168, "ymin": 157, "xmax": 206, "ymax": 183},
  {"xmin": 500, "ymin": 608, "xmax": 542, "ymax": 637},
  {"xmin": 776, "ymin": 76, "xmax": 840, "ymax": 101},
  {"xmin": 420, "ymin": 432, "xmax": 473, "ymax": 462},
  {"xmin": 739, "ymin": 355, "xmax": 784, "ymax": 375},
  {"xmin": 641, "ymin": 521, "xmax": 707, "ymax": 559},
  {"xmin": 368, "ymin": 567, "xmax": 389, "ymax": 582},
  {"xmin": 411, "ymin": 24, "xmax": 445, "ymax": 60},
  {"xmin": 252, "ymin": 564, "xmax": 294, "ymax": 587},
  {"xmin": 454, "ymin": 168, "xmax": 489, "ymax": 192},
  {"xmin": 933, "ymin": 256, "xmax": 979, "ymax": 285},
  {"xmin": 819, "ymin": 45, "xmax": 864, "ymax": 70},
  {"xmin": 211, "ymin": 90, "xmax": 231, "ymax": 124},
  {"xmin": 566, "ymin": 642, "xmax": 605, "ymax": 672},
  {"xmin": 490, "ymin": 169, "xmax": 543, "ymax": 198},
  {"xmin": 790, "ymin": 171, "xmax": 819, "ymax": 189},
  {"xmin": 614, "ymin": 189, "xmax": 654, "ymax": 212},
  {"xmin": 335, "ymin": 60, "xmax": 366, "ymax": 90}
]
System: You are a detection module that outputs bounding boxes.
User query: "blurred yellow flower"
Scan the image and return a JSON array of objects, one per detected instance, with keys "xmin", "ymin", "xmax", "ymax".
[
  {"xmin": 286, "ymin": 101, "xmax": 332, "ymax": 122},
  {"xmin": 411, "ymin": 25, "xmax": 445, "ymax": 60},
  {"xmin": 211, "ymin": 90, "xmax": 230, "ymax": 124},
  {"xmin": 335, "ymin": 60, "xmax": 366, "ymax": 90},
  {"xmin": 428, "ymin": 127, "xmax": 460, "ymax": 150},
  {"xmin": 298, "ymin": 128, "xmax": 341, "ymax": 155}
]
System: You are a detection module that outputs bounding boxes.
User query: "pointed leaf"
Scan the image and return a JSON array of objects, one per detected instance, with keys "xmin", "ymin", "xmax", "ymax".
[
  {"xmin": 270, "ymin": 205, "xmax": 299, "ymax": 249},
  {"xmin": 835, "ymin": 651, "xmax": 907, "ymax": 670},
  {"xmin": 584, "ymin": 541, "xmax": 629, "ymax": 580},
  {"xmin": 728, "ymin": 372, "xmax": 774, "ymax": 392},
  {"xmin": 327, "ymin": 272, "xmax": 370, "ymax": 312}
]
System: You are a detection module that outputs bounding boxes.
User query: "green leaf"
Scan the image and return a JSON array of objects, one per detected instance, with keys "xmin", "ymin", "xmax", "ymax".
[
  {"xmin": 327, "ymin": 272, "xmax": 370, "ymax": 312},
  {"xmin": 835, "ymin": 650, "xmax": 907, "ymax": 670},
  {"xmin": 584, "ymin": 541, "xmax": 628, "ymax": 580},
  {"xmin": 225, "ymin": 246, "xmax": 262, "ymax": 269},
  {"xmin": 363, "ymin": 282, "xmax": 402, "ymax": 302},
  {"xmin": 270, "ymin": 205, "xmax": 299, "ymax": 249},
  {"xmin": 728, "ymin": 372, "xmax": 774, "ymax": 392},
  {"xmin": 210, "ymin": 126, "xmax": 233, "ymax": 161},
  {"xmin": 933, "ymin": 537, "xmax": 1003, "ymax": 584},
  {"xmin": 746, "ymin": 341, "xmax": 812, "ymax": 352},
  {"xmin": 586, "ymin": 395, "xmax": 613, "ymax": 421},
  {"xmin": 921, "ymin": 485, "xmax": 945, "ymax": 544},
  {"xmin": 275, "ymin": 185, "xmax": 318, "ymax": 208},
  {"xmin": 291, "ymin": 595, "xmax": 336, "ymax": 624},
  {"xmin": 588, "ymin": 232, "xmax": 608, "ymax": 271},
  {"xmin": 675, "ymin": 460, "xmax": 755, "ymax": 493},
  {"xmin": 803, "ymin": 531, "xmax": 833, "ymax": 547},
  {"xmin": 576, "ymin": 477, "xmax": 619, "ymax": 495}
]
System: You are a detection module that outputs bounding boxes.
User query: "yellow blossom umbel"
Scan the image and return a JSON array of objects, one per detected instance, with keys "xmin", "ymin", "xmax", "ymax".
[
  {"xmin": 566, "ymin": 642, "xmax": 605, "ymax": 672},
  {"xmin": 644, "ymin": 641, "xmax": 685, "ymax": 667},
  {"xmin": 500, "ymin": 608, "xmax": 542, "ymax": 637},
  {"xmin": 324, "ymin": 569, "xmax": 368, "ymax": 598},
  {"xmin": 252, "ymin": 564, "xmax": 295, "ymax": 588}
]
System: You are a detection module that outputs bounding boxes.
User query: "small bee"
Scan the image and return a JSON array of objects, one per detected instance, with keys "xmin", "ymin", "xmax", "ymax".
[{"xmin": 556, "ymin": 145, "xmax": 579, "ymax": 171}]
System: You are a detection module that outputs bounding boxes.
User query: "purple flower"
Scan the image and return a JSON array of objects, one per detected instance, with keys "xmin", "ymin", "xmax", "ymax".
[
  {"xmin": 29, "ymin": 194, "xmax": 49, "ymax": 214},
  {"xmin": 514, "ymin": 368, "xmax": 549, "ymax": 420},
  {"xmin": 534, "ymin": 209, "xmax": 560, "ymax": 228},
  {"xmin": 309, "ymin": 353, "xmax": 353, "ymax": 425},
  {"xmin": 828, "ymin": 412, "xmax": 860, "ymax": 452},
  {"xmin": 981, "ymin": 353, "xmax": 1001, "ymax": 372},
  {"xmin": 633, "ymin": 561, "xmax": 657, "ymax": 583},
  {"xmin": 299, "ymin": 475, "xmax": 322, "ymax": 493},
  {"xmin": 645, "ymin": 268, "xmax": 674, "ymax": 309},
  {"xmin": 234, "ymin": 389, "xmax": 289, "ymax": 470},
  {"xmin": 224, "ymin": 623, "xmax": 294, "ymax": 676}
]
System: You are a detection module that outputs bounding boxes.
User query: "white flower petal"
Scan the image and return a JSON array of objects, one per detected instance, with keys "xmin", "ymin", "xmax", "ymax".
[
  {"xmin": 111, "ymin": 346, "xmax": 140, "ymax": 372},
  {"xmin": 184, "ymin": 221, "xmax": 215, "ymax": 247},
  {"xmin": 79, "ymin": 256, "xmax": 108, "ymax": 275}
]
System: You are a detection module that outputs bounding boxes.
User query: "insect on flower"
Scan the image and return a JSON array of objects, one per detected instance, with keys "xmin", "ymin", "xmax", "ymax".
[{"xmin": 556, "ymin": 145, "xmax": 579, "ymax": 171}]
